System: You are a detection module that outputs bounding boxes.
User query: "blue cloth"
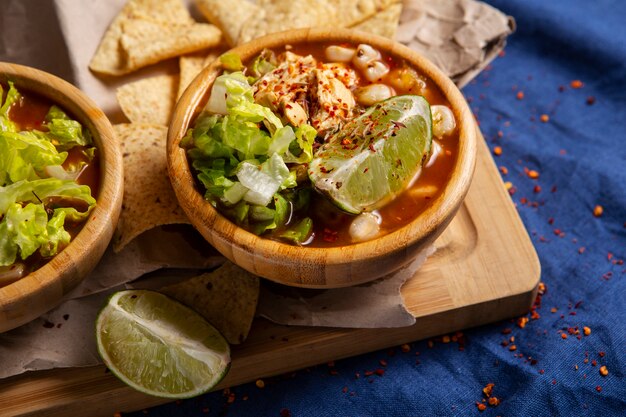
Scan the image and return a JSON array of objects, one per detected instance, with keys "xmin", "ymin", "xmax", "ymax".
[{"xmin": 132, "ymin": 0, "xmax": 623, "ymax": 415}]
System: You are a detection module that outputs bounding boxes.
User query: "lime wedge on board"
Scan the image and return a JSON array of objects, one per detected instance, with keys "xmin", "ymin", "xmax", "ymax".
[
  {"xmin": 96, "ymin": 290, "xmax": 231, "ymax": 399},
  {"xmin": 309, "ymin": 95, "xmax": 432, "ymax": 214}
]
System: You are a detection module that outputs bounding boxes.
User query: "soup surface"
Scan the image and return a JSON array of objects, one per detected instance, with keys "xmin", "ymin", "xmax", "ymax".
[
  {"xmin": 0, "ymin": 82, "xmax": 99, "ymax": 285},
  {"xmin": 182, "ymin": 42, "xmax": 459, "ymax": 247}
]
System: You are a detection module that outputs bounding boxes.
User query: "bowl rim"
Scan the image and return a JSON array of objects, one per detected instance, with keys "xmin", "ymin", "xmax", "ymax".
[
  {"xmin": 167, "ymin": 28, "xmax": 477, "ymax": 287},
  {"xmin": 0, "ymin": 62, "xmax": 124, "ymax": 330}
]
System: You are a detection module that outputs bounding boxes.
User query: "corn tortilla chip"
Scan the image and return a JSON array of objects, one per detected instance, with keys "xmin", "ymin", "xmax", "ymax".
[
  {"xmin": 90, "ymin": 0, "xmax": 222, "ymax": 75},
  {"xmin": 236, "ymin": 0, "xmax": 401, "ymax": 44},
  {"xmin": 161, "ymin": 262, "xmax": 260, "ymax": 344},
  {"xmin": 113, "ymin": 124, "xmax": 190, "ymax": 252},
  {"xmin": 117, "ymin": 74, "xmax": 178, "ymax": 125},
  {"xmin": 120, "ymin": 21, "xmax": 222, "ymax": 73},
  {"xmin": 194, "ymin": 0, "xmax": 260, "ymax": 46},
  {"xmin": 350, "ymin": 3, "xmax": 402, "ymax": 39},
  {"xmin": 178, "ymin": 48, "xmax": 225, "ymax": 99}
]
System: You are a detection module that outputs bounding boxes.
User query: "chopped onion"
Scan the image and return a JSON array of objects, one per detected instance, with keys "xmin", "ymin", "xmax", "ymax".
[
  {"xmin": 325, "ymin": 45, "xmax": 356, "ymax": 62},
  {"xmin": 426, "ymin": 141, "xmax": 442, "ymax": 168},
  {"xmin": 0, "ymin": 263, "xmax": 26, "ymax": 288},
  {"xmin": 409, "ymin": 184, "xmax": 439, "ymax": 199},
  {"xmin": 44, "ymin": 165, "xmax": 83, "ymax": 181},
  {"xmin": 431, "ymin": 105, "xmax": 456, "ymax": 138},
  {"xmin": 349, "ymin": 212, "xmax": 382, "ymax": 242},
  {"xmin": 355, "ymin": 84, "xmax": 395, "ymax": 107}
]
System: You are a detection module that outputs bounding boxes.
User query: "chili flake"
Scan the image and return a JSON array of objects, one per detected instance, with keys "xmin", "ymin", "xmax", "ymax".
[
  {"xmin": 570, "ymin": 80, "xmax": 584, "ymax": 89},
  {"xmin": 540, "ymin": 114, "xmax": 550, "ymax": 123},
  {"xmin": 488, "ymin": 397, "xmax": 500, "ymax": 406},
  {"xmin": 255, "ymin": 379, "xmax": 265, "ymax": 388},
  {"xmin": 527, "ymin": 169, "xmax": 540, "ymax": 179},
  {"xmin": 600, "ymin": 366, "xmax": 609, "ymax": 377},
  {"xmin": 516, "ymin": 91, "xmax": 525, "ymax": 100},
  {"xmin": 583, "ymin": 326, "xmax": 591, "ymax": 336},
  {"xmin": 593, "ymin": 205, "xmax": 603, "ymax": 217},
  {"xmin": 493, "ymin": 146, "xmax": 502, "ymax": 156}
]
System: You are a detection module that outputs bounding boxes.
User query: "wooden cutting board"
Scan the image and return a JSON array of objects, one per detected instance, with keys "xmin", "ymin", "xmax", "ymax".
[{"xmin": 0, "ymin": 131, "xmax": 540, "ymax": 417}]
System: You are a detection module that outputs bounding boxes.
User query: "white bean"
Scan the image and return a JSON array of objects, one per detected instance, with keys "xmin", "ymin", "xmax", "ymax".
[
  {"xmin": 325, "ymin": 45, "xmax": 356, "ymax": 62},
  {"xmin": 349, "ymin": 212, "xmax": 382, "ymax": 242},
  {"xmin": 352, "ymin": 44, "xmax": 381, "ymax": 70},
  {"xmin": 355, "ymin": 84, "xmax": 395, "ymax": 106},
  {"xmin": 431, "ymin": 105, "xmax": 456, "ymax": 138},
  {"xmin": 363, "ymin": 61, "xmax": 390, "ymax": 82}
]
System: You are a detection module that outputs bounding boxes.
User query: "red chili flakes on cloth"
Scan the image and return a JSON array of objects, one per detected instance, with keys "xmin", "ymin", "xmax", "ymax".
[
  {"xmin": 517, "ymin": 317, "xmax": 529, "ymax": 329},
  {"xmin": 570, "ymin": 80, "xmax": 584, "ymax": 89},
  {"xmin": 540, "ymin": 114, "xmax": 550, "ymax": 123},
  {"xmin": 516, "ymin": 91, "xmax": 525, "ymax": 100},
  {"xmin": 583, "ymin": 326, "xmax": 592, "ymax": 336},
  {"xmin": 600, "ymin": 366, "xmax": 609, "ymax": 377},
  {"xmin": 493, "ymin": 146, "xmax": 502, "ymax": 156},
  {"xmin": 586, "ymin": 96, "xmax": 596, "ymax": 105},
  {"xmin": 526, "ymin": 169, "xmax": 540, "ymax": 179},
  {"xmin": 477, "ymin": 383, "xmax": 500, "ymax": 411},
  {"xmin": 593, "ymin": 205, "xmax": 604, "ymax": 217}
]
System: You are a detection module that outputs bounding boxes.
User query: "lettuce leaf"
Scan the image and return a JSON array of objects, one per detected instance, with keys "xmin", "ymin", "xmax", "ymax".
[
  {"xmin": 0, "ymin": 81, "xmax": 20, "ymax": 133},
  {"xmin": 0, "ymin": 203, "xmax": 73, "ymax": 266},
  {"xmin": 0, "ymin": 178, "xmax": 96, "ymax": 220},
  {"xmin": 0, "ymin": 130, "xmax": 68, "ymax": 185},
  {"xmin": 44, "ymin": 105, "xmax": 92, "ymax": 149}
]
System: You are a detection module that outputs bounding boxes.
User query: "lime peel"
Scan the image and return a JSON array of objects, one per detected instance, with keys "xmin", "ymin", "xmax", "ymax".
[{"xmin": 309, "ymin": 95, "xmax": 432, "ymax": 214}]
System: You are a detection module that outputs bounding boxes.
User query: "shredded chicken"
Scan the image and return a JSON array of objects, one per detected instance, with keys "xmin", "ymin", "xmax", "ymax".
[
  {"xmin": 253, "ymin": 55, "xmax": 358, "ymax": 136},
  {"xmin": 310, "ymin": 63, "xmax": 358, "ymax": 137}
]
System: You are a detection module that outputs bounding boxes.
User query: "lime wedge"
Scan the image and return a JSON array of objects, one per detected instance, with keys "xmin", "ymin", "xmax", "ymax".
[
  {"xmin": 96, "ymin": 290, "xmax": 231, "ymax": 399},
  {"xmin": 309, "ymin": 95, "xmax": 432, "ymax": 214}
]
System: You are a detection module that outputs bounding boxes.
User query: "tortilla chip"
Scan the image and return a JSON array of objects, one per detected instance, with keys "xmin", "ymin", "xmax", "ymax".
[
  {"xmin": 120, "ymin": 21, "xmax": 222, "ymax": 72},
  {"xmin": 350, "ymin": 3, "xmax": 402, "ymax": 39},
  {"xmin": 194, "ymin": 0, "xmax": 261, "ymax": 46},
  {"xmin": 161, "ymin": 262, "xmax": 260, "ymax": 344},
  {"xmin": 236, "ymin": 0, "xmax": 401, "ymax": 44},
  {"xmin": 90, "ymin": 0, "xmax": 222, "ymax": 75},
  {"xmin": 113, "ymin": 124, "xmax": 190, "ymax": 252},
  {"xmin": 117, "ymin": 74, "xmax": 178, "ymax": 125},
  {"xmin": 177, "ymin": 48, "xmax": 225, "ymax": 99},
  {"xmin": 178, "ymin": 53, "xmax": 207, "ymax": 99}
]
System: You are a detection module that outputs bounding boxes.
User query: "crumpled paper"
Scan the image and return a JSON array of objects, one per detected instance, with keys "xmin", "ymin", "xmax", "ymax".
[
  {"xmin": 397, "ymin": 0, "xmax": 514, "ymax": 87},
  {"xmin": 0, "ymin": 0, "xmax": 513, "ymax": 379}
]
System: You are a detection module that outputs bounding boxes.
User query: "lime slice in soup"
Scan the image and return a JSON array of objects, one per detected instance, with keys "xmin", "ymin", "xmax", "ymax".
[
  {"xmin": 309, "ymin": 95, "xmax": 432, "ymax": 214},
  {"xmin": 96, "ymin": 290, "xmax": 231, "ymax": 399}
]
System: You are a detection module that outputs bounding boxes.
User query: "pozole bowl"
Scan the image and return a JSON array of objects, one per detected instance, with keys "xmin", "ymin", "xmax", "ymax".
[
  {"xmin": 0, "ymin": 63, "xmax": 123, "ymax": 332},
  {"xmin": 167, "ymin": 28, "xmax": 476, "ymax": 289}
]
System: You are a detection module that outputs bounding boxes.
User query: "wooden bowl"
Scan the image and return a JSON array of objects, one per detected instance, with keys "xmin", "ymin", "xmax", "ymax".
[
  {"xmin": 0, "ymin": 63, "xmax": 123, "ymax": 332},
  {"xmin": 168, "ymin": 28, "xmax": 476, "ymax": 289}
]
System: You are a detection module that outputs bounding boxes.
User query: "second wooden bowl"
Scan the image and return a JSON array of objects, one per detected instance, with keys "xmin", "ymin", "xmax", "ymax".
[{"xmin": 167, "ymin": 28, "xmax": 476, "ymax": 289}]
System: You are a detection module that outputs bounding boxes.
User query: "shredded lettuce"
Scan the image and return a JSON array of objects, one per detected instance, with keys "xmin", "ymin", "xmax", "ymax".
[
  {"xmin": 0, "ymin": 81, "xmax": 20, "ymax": 133},
  {"xmin": 45, "ymin": 105, "xmax": 92, "ymax": 149},
  {"xmin": 220, "ymin": 52, "xmax": 244, "ymax": 72},
  {"xmin": 0, "ymin": 130, "xmax": 68, "ymax": 185},
  {"xmin": 184, "ymin": 60, "xmax": 319, "ymax": 238},
  {"xmin": 0, "ymin": 82, "xmax": 97, "ymax": 269}
]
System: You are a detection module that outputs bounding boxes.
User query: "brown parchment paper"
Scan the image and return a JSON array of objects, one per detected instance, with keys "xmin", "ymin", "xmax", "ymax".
[{"xmin": 0, "ymin": 0, "xmax": 514, "ymax": 379}]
